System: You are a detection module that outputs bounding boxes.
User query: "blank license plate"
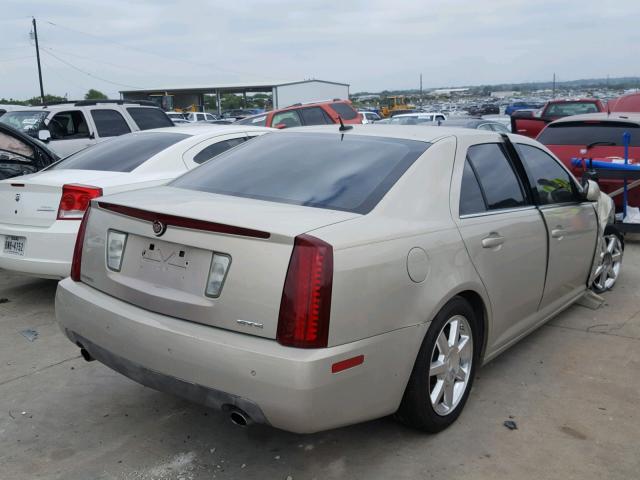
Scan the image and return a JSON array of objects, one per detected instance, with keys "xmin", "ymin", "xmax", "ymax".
[{"xmin": 4, "ymin": 236, "xmax": 26, "ymax": 256}]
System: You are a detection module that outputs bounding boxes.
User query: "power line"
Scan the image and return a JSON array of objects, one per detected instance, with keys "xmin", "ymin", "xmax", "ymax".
[
  {"xmin": 40, "ymin": 57, "xmax": 92, "ymax": 92},
  {"xmin": 43, "ymin": 19, "xmax": 280, "ymax": 80},
  {"xmin": 41, "ymin": 49, "xmax": 142, "ymax": 89},
  {"xmin": 40, "ymin": 45, "xmax": 151, "ymax": 73}
]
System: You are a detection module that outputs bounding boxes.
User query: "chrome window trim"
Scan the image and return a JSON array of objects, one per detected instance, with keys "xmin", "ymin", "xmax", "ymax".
[{"xmin": 459, "ymin": 205, "xmax": 537, "ymax": 220}]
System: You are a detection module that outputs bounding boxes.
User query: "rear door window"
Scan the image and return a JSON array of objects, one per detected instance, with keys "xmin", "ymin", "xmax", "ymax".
[
  {"xmin": 300, "ymin": 107, "xmax": 332, "ymax": 126},
  {"xmin": 459, "ymin": 159, "xmax": 486, "ymax": 216},
  {"xmin": 126, "ymin": 107, "xmax": 173, "ymax": 130},
  {"xmin": 90, "ymin": 109, "xmax": 131, "ymax": 137},
  {"xmin": 50, "ymin": 132, "xmax": 189, "ymax": 172},
  {"xmin": 538, "ymin": 121, "xmax": 640, "ymax": 146},
  {"xmin": 466, "ymin": 143, "xmax": 527, "ymax": 210},
  {"xmin": 328, "ymin": 102, "xmax": 358, "ymax": 120},
  {"xmin": 171, "ymin": 132, "xmax": 430, "ymax": 214},
  {"xmin": 193, "ymin": 137, "xmax": 247, "ymax": 164},
  {"xmin": 516, "ymin": 144, "xmax": 578, "ymax": 205}
]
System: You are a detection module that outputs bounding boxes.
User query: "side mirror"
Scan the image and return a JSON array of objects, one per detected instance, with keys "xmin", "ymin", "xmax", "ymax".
[
  {"xmin": 584, "ymin": 179, "xmax": 601, "ymax": 202},
  {"xmin": 274, "ymin": 123, "xmax": 287, "ymax": 129},
  {"xmin": 38, "ymin": 129, "xmax": 51, "ymax": 142}
]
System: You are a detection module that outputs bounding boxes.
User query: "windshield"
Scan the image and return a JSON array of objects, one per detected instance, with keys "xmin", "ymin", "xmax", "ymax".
[
  {"xmin": 171, "ymin": 132, "xmax": 430, "ymax": 214},
  {"xmin": 0, "ymin": 111, "xmax": 48, "ymax": 136},
  {"xmin": 545, "ymin": 102, "xmax": 600, "ymax": 117},
  {"xmin": 50, "ymin": 132, "xmax": 189, "ymax": 172},
  {"xmin": 538, "ymin": 121, "xmax": 640, "ymax": 146}
]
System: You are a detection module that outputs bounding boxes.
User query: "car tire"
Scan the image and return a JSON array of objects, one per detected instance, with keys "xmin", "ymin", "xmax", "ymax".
[
  {"xmin": 591, "ymin": 226, "xmax": 624, "ymax": 294},
  {"xmin": 396, "ymin": 296, "xmax": 479, "ymax": 433}
]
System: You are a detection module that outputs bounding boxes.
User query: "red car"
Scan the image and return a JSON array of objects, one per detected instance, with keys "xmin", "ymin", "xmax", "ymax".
[
  {"xmin": 608, "ymin": 92, "xmax": 640, "ymax": 113},
  {"xmin": 537, "ymin": 113, "xmax": 640, "ymax": 209},
  {"xmin": 236, "ymin": 100, "xmax": 362, "ymax": 129},
  {"xmin": 511, "ymin": 98, "xmax": 605, "ymax": 138}
]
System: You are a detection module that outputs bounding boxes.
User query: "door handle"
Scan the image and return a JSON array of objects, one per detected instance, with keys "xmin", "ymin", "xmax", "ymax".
[
  {"xmin": 551, "ymin": 227, "xmax": 566, "ymax": 239},
  {"xmin": 481, "ymin": 233, "xmax": 505, "ymax": 248}
]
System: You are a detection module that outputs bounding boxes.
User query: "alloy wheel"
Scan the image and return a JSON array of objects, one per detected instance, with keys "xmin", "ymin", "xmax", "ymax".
[
  {"xmin": 429, "ymin": 315, "xmax": 473, "ymax": 416},
  {"xmin": 593, "ymin": 234, "xmax": 623, "ymax": 292}
]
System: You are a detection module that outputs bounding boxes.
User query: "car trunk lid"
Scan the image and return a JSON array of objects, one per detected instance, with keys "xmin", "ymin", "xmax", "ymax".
[
  {"xmin": 79, "ymin": 186, "xmax": 359, "ymax": 339},
  {"xmin": 0, "ymin": 169, "xmax": 128, "ymax": 227}
]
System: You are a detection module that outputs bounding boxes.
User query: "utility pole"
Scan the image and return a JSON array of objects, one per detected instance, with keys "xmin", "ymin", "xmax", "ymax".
[
  {"xmin": 419, "ymin": 73, "xmax": 423, "ymax": 109},
  {"xmin": 31, "ymin": 17, "xmax": 45, "ymax": 104},
  {"xmin": 552, "ymin": 72, "xmax": 556, "ymax": 98}
]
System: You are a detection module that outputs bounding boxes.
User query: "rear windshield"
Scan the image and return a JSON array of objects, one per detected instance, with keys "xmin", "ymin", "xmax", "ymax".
[
  {"xmin": 171, "ymin": 132, "xmax": 429, "ymax": 214},
  {"xmin": 538, "ymin": 121, "xmax": 640, "ymax": 146},
  {"xmin": 126, "ymin": 107, "xmax": 173, "ymax": 130},
  {"xmin": 51, "ymin": 132, "xmax": 189, "ymax": 172},
  {"xmin": 545, "ymin": 102, "xmax": 600, "ymax": 117},
  {"xmin": 329, "ymin": 102, "xmax": 358, "ymax": 120}
]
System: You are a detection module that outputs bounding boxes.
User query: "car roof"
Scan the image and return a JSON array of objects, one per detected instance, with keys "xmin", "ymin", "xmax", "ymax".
[
  {"xmin": 394, "ymin": 112, "xmax": 442, "ymax": 117},
  {"xmin": 5, "ymin": 102, "xmax": 157, "ymax": 112},
  {"xmin": 550, "ymin": 112, "xmax": 640, "ymax": 125},
  {"xmin": 285, "ymin": 124, "xmax": 505, "ymax": 143},
  {"xmin": 440, "ymin": 119, "xmax": 486, "ymax": 127},
  {"xmin": 144, "ymin": 124, "xmax": 275, "ymax": 137}
]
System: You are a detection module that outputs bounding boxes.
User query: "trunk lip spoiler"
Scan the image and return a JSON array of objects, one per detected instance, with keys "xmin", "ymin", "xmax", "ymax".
[{"xmin": 97, "ymin": 201, "xmax": 271, "ymax": 239}]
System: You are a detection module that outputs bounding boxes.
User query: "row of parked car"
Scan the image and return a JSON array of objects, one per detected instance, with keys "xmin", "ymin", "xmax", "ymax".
[{"xmin": 0, "ymin": 95, "xmax": 629, "ymax": 434}]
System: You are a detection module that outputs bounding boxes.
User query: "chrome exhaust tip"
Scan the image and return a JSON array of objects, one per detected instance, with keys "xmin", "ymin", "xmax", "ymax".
[{"xmin": 229, "ymin": 408, "xmax": 251, "ymax": 427}]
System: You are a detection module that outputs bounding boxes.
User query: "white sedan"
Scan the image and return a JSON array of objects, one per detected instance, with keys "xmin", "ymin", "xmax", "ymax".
[
  {"xmin": 0, "ymin": 125, "xmax": 272, "ymax": 279},
  {"xmin": 56, "ymin": 125, "xmax": 616, "ymax": 433}
]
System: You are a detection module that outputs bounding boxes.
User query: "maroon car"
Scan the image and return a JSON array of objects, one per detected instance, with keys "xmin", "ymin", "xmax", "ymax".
[{"xmin": 512, "ymin": 98, "xmax": 605, "ymax": 138}]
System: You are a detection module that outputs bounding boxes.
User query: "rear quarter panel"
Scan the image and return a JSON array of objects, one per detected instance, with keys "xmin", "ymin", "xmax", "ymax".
[{"xmin": 311, "ymin": 136, "xmax": 490, "ymax": 347}]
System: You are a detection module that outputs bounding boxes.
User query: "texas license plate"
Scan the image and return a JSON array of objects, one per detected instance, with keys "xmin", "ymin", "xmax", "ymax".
[{"xmin": 3, "ymin": 236, "xmax": 26, "ymax": 256}]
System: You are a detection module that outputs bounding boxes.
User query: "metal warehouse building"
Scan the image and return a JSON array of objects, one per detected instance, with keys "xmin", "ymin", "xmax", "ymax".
[{"xmin": 119, "ymin": 79, "xmax": 350, "ymax": 114}]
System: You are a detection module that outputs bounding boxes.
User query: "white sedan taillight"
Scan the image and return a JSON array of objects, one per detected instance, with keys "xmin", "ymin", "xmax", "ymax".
[
  {"xmin": 106, "ymin": 230, "xmax": 127, "ymax": 271},
  {"xmin": 58, "ymin": 184, "xmax": 103, "ymax": 220},
  {"xmin": 205, "ymin": 253, "xmax": 231, "ymax": 297}
]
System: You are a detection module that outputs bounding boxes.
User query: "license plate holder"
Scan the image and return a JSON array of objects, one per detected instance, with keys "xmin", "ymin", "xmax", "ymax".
[{"xmin": 3, "ymin": 235, "xmax": 26, "ymax": 256}]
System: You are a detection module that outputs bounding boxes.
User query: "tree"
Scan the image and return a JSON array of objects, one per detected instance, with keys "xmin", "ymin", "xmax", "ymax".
[
  {"xmin": 85, "ymin": 89, "xmax": 108, "ymax": 100},
  {"xmin": 25, "ymin": 94, "xmax": 66, "ymax": 105},
  {"xmin": 221, "ymin": 94, "xmax": 243, "ymax": 110}
]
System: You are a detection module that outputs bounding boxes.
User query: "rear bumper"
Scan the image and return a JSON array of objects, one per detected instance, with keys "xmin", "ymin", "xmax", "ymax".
[
  {"xmin": 55, "ymin": 278, "xmax": 426, "ymax": 433},
  {"xmin": 0, "ymin": 221, "xmax": 77, "ymax": 279}
]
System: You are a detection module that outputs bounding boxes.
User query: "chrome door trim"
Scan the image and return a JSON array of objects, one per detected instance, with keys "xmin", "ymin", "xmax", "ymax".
[{"xmin": 459, "ymin": 205, "xmax": 537, "ymax": 220}]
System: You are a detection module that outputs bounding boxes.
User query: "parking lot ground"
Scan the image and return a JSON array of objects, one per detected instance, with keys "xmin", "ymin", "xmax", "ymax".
[{"xmin": 1, "ymin": 242, "xmax": 640, "ymax": 480}]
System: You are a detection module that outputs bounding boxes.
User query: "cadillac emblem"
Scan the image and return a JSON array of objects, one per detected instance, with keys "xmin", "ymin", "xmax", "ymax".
[{"xmin": 152, "ymin": 220, "xmax": 166, "ymax": 237}]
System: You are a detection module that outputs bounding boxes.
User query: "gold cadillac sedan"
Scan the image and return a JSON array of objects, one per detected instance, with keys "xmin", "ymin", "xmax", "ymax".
[{"xmin": 55, "ymin": 125, "xmax": 618, "ymax": 433}]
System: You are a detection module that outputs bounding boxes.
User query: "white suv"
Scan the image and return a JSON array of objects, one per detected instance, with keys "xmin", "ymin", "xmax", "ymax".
[{"xmin": 0, "ymin": 100, "xmax": 173, "ymax": 157}]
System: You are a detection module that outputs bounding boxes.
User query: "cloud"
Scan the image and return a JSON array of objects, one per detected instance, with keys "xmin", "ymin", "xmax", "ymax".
[{"xmin": 1, "ymin": 0, "xmax": 638, "ymax": 100}]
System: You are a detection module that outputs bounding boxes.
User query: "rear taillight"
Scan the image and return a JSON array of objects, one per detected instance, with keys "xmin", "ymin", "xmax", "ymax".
[
  {"xmin": 70, "ymin": 205, "xmax": 91, "ymax": 281},
  {"xmin": 277, "ymin": 234, "xmax": 333, "ymax": 348},
  {"xmin": 57, "ymin": 184, "xmax": 103, "ymax": 220}
]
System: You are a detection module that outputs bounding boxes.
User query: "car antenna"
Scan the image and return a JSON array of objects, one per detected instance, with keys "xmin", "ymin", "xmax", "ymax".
[{"xmin": 338, "ymin": 115, "xmax": 353, "ymax": 132}]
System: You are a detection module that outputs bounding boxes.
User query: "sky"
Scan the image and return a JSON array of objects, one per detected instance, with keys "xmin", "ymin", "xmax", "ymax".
[{"xmin": 1, "ymin": 0, "xmax": 639, "ymax": 100}]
